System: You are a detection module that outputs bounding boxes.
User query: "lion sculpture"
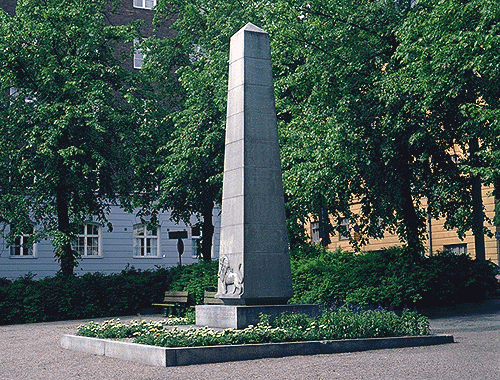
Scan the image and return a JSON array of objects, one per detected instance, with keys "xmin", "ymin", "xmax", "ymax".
[{"xmin": 218, "ymin": 255, "xmax": 244, "ymax": 295}]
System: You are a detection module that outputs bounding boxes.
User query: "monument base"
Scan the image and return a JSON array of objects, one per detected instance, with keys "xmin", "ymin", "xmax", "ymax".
[{"xmin": 195, "ymin": 304, "xmax": 320, "ymax": 329}]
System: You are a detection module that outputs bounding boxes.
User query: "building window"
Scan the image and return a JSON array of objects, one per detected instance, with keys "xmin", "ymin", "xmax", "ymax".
[
  {"xmin": 191, "ymin": 225, "xmax": 201, "ymax": 239},
  {"xmin": 133, "ymin": 39, "xmax": 144, "ymax": 69},
  {"xmin": 339, "ymin": 219, "xmax": 350, "ymax": 241},
  {"xmin": 133, "ymin": 224, "xmax": 160, "ymax": 257},
  {"xmin": 310, "ymin": 221, "xmax": 320, "ymax": 243},
  {"xmin": 74, "ymin": 223, "xmax": 101, "ymax": 256},
  {"xmin": 191, "ymin": 225, "xmax": 201, "ymax": 258},
  {"xmin": 189, "ymin": 44, "xmax": 205, "ymax": 63},
  {"xmin": 9, "ymin": 225, "xmax": 35, "ymax": 257},
  {"xmin": 444, "ymin": 244, "xmax": 467, "ymax": 255},
  {"xmin": 9, "ymin": 87, "xmax": 36, "ymax": 104},
  {"xmin": 133, "ymin": 0, "xmax": 156, "ymax": 9}
]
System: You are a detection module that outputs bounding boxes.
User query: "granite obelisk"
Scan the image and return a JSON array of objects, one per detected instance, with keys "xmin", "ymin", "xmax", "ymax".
[
  {"xmin": 215, "ymin": 23, "xmax": 293, "ymax": 305},
  {"xmin": 195, "ymin": 24, "xmax": 315, "ymax": 329}
]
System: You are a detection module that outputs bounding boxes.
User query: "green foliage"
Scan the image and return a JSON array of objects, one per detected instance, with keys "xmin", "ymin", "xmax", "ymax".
[
  {"xmin": 77, "ymin": 306, "xmax": 430, "ymax": 347},
  {"xmin": 0, "ymin": 261, "xmax": 218, "ymax": 325},
  {"xmin": 167, "ymin": 260, "xmax": 219, "ymax": 304},
  {"xmin": 146, "ymin": 0, "xmax": 500, "ymax": 255},
  {"xmin": 0, "ymin": 0, "xmax": 141, "ymax": 275},
  {"xmin": 290, "ymin": 246, "xmax": 498, "ymax": 309},
  {"xmin": 291, "ymin": 248, "xmax": 354, "ymax": 305},
  {"xmin": 268, "ymin": 0, "xmax": 429, "ymax": 250},
  {"xmin": 383, "ymin": 0, "xmax": 500, "ymax": 258},
  {"xmin": 1, "ymin": 246, "xmax": 496, "ymax": 325},
  {"xmin": 288, "ymin": 238, "xmax": 326, "ymax": 261},
  {"xmin": 140, "ymin": 0, "xmax": 263, "ymax": 260},
  {"xmin": 419, "ymin": 251, "xmax": 499, "ymax": 306},
  {"xmin": 0, "ymin": 0, "xmax": 496, "ymax": 283}
]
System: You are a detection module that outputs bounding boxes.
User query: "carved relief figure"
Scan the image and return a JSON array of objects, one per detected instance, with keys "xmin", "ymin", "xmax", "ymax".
[{"xmin": 218, "ymin": 255, "xmax": 244, "ymax": 295}]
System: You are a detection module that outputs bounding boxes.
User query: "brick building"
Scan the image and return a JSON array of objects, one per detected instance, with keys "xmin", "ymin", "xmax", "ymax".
[{"xmin": 0, "ymin": 0, "xmax": 176, "ymax": 69}]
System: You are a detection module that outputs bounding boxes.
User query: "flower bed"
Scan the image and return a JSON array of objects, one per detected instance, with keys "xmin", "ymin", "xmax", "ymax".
[{"xmin": 77, "ymin": 306, "xmax": 430, "ymax": 348}]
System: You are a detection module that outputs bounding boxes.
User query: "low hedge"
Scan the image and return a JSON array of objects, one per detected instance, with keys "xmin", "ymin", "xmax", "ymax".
[
  {"xmin": 290, "ymin": 245, "xmax": 499, "ymax": 309},
  {"xmin": 0, "ymin": 261, "xmax": 218, "ymax": 325},
  {"xmin": 1, "ymin": 246, "xmax": 497, "ymax": 325}
]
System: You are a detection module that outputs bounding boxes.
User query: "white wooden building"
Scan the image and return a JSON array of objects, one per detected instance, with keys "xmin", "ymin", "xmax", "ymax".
[{"xmin": 0, "ymin": 206, "xmax": 220, "ymax": 279}]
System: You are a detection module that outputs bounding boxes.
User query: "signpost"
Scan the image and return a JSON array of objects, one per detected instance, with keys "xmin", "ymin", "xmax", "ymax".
[{"xmin": 169, "ymin": 231, "xmax": 188, "ymax": 266}]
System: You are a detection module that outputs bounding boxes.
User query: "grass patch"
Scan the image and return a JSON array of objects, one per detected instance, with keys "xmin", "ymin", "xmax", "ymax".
[{"xmin": 77, "ymin": 306, "xmax": 430, "ymax": 348}]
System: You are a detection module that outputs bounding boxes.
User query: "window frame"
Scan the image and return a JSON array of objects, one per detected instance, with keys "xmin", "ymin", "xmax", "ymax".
[
  {"xmin": 133, "ymin": 39, "xmax": 145, "ymax": 69},
  {"xmin": 74, "ymin": 223, "xmax": 102, "ymax": 257},
  {"xmin": 9, "ymin": 87, "xmax": 36, "ymax": 103},
  {"xmin": 339, "ymin": 218, "xmax": 350, "ymax": 241},
  {"xmin": 9, "ymin": 225, "xmax": 36, "ymax": 258},
  {"xmin": 444, "ymin": 244, "xmax": 467, "ymax": 256},
  {"xmin": 310, "ymin": 221, "xmax": 321, "ymax": 244},
  {"xmin": 133, "ymin": 0, "xmax": 157, "ymax": 10},
  {"xmin": 133, "ymin": 223, "xmax": 161, "ymax": 258},
  {"xmin": 191, "ymin": 225, "xmax": 202, "ymax": 258}
]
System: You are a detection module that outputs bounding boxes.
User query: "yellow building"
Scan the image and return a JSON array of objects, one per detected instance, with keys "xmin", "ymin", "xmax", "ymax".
[{"xmin": 308, "ymin": 185, "xmax": 499, "ymax": 264}]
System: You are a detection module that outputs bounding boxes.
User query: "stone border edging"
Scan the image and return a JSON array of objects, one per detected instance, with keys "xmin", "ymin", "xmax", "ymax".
[{"xmin": 61, "ymin": 334, "xmax": 454, "ymax": 367}]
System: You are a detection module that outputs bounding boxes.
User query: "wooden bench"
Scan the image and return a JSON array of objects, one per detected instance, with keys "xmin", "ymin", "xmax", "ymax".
[
  {"xmin": 204, "ymin": 290, "xmax": 224, "ymax": 305},
  {"xmin": 152, "ymin": 291, "xmax": 190, "ymax": 316}
]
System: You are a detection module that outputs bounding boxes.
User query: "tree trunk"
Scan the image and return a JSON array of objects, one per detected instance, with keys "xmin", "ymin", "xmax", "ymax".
[
  {"xmin": 469, "ymin": 138, "xmax": 485, "ymax": 261},
  {"xmin": 201, "ymin": 201, "xmax": 214, "ymax": 262},
  {"xmin": 401, "ymin": 180, "xmax": 424, "ymax": 256},
  {"xmin": 399, "ymin": 155, "xmax": 424, "ymax": 256},
  {"xmin": 56, "ymin": 186, "xmax": 76, "ymax": 277}
]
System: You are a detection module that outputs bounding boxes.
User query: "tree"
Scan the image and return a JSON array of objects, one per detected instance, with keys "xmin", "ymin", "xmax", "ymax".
[
  {"xmin": 147, "ymin": 0, "xmax": 432, "ymax": 254},
  {"xmin": 145, "ymin": 0, "xmax": 499, "ymax": 258},
  {"xmin": 0, "ymin": 0, "xmax": 139, "ymax": 276},
  {"xmin": 264, "ymin": 0, "xmax": 434, "ymax": 252},
  {"xmin": 269, "ymin": 0, "xmax": 500, "ymax": 257},
  {"xmin": 388, "ymin": 0, "xmax": 500, "ymax": 260},
  {"xmin": 144, "ymin": 0, "xmax": 264, "ymax": 261}
]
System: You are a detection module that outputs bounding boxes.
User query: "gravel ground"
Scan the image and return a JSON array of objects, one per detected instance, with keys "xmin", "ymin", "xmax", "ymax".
[{"xmin": 1, "ymin": 301, "xmax": 500, "ymax": 380}]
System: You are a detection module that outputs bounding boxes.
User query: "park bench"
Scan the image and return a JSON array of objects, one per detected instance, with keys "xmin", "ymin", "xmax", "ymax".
[
  {"xmin": 152, "ymin": 290, "xmax": 190, "ymax": 316},
  {"xmin": 203, "ymin": 290, "xmax": 224, "ymax": 305}
]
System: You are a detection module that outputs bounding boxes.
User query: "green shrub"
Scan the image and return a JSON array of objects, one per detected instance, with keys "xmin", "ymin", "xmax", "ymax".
[
  {"xmin": 419, "ymin": 251, "xmax": 498, "ymax": 306},
  {"xmin": 289, "ymin": 245, "xmax": 498, "ymax": 309},
  {"xmin": 0, "ymin": 261, "xmax": 218, "ymax": 325},
  {"xmin": 167, "ymin": 261, "xmax": 218, "ymax": 304},
  {"xmin": 1, "ymin": 245, "xmax": 497, "ymax": 325}
]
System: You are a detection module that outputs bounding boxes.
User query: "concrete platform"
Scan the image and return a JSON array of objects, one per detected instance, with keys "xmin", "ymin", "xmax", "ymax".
[
  {"xmin": 195, "ymin": 304, "xmax": 320, "ymax": 329},
  {"xmin": 61, "ymin": 333, "xmax": 454, "ymax": 367}
]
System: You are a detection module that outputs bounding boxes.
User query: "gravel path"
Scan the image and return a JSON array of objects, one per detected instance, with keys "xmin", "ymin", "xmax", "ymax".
[{"xmin": 1, "ymin": 301, "xmax": 500, "ymax": 380}]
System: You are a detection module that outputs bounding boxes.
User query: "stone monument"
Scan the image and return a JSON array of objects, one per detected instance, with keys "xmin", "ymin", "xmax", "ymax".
[{"xmin": 195, "ymin": 23, "xmax": 318, "ymax": 329}]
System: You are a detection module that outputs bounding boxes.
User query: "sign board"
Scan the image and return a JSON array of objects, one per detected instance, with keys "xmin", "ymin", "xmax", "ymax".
[{"xmin": 169, "ymin": 231, "xmax": 188, "ymax": 240}]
